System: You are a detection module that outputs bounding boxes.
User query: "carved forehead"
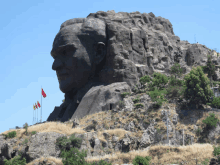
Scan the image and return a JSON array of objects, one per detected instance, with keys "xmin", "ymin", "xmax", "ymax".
[{"xmin": 52, "ymin": 24, "xmax": 83, "ymax": 53}]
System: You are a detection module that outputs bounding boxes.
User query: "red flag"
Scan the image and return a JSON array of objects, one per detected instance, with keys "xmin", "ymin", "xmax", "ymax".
[
  {"xmin": 41, "ymin": 88, "xmax": 46, "ymax": 98},
  {"xmin": 37, "ymin": 101, "xmax": 41, "ymax": 108},
  {"xmin": 35, "ymin": 103, "xmax": 38, "ymax": 109}
]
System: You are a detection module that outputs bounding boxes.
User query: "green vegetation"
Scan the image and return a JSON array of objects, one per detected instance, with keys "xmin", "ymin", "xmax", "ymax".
[
  {"xmin": 3, "ymin": 131, "xmax": 17, "ymax": 139},
  {"xmin": 134, "ymin": 103, "xmax": 144, "ymax": 109},
  {"xmin": 211, "ymin": 96, "xmax": 220, "ymax": 108},
  {"xmin": 183, "ymin": 66, "xmax": 214, "ymax": 108},
  {"xmin": 206, "ymin": 54, "xmax": 216, "ymax": 87},
  {"xmin": 22, "ymin": 138, "xmax": 28, "ymax": 145},
  {"xmin": 170, "ymin": 62, "xmax": 183, "ymax": 79},
  {"xmin": 132, "ymin": 96, "xmax": 140, "ymax": 104},
  {"xmin": 132, "ymin": 155, "xmax": 151, "ymax": 165},
  {"xmin": 31, "ymin": 131, "xmax": 37, "ymax": 135},
  {"xmin": 89, "ymin": 160, "xmax": 112, "ymax": 165},
  {"xmin": 121, "ymin": 92, "xmax": 131, "ymax": 98},
  {"xmin": 202, "ymin": 113, "xmax": 219, "ymax": 129},
  {"xmin": 3, "ymin": 155, "xmax": 26, "ymax": 165},
  {"xmin": 147, "ymin": 88, "xmax": 167, "ymax": 108},
  {"xmin": 60, "ymin": 147, "xmax": 88, "ymax": 165},
  {"xmin": 213, "ymin": 145, "xmax": 220, "ymax": 162},
  {"xmin": 166, "ymin": 75, "xmax": 185, "ymax": 101},
  {"xmin": 56, "ymin": 134, "xmax": 82, "ymax": 151},
  {"xmin": 139, "ymin": 75, "xmax": 152, "ymax": 88},
  {"xmin": 148, "ymin": 72, "xmax": 169, "ymax": 91},
  {"xmin": 23, "ymin": 122, "xmax": 28, "ymax": 135}
]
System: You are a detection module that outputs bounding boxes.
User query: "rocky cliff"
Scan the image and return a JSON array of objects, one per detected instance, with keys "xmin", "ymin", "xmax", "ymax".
[{"xmin": 1, "ymin": 10, "xmax": 220, "ymax": 165}]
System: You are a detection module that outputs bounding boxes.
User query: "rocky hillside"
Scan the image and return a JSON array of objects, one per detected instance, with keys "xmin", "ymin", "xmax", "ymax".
[{"xmin": 1, "ymin": 81, "xmax": 220, "ymax": 165}]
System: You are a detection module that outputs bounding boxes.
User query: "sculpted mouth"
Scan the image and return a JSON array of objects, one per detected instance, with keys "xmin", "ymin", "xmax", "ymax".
[{"xmin": 58, "ymin": 73, "xmax": 69, "ymax": 80}]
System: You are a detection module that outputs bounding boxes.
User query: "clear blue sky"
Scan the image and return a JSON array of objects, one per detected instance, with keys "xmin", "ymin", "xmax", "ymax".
[{"xmin": 1, "ymin": 0, "xmax": 219, "ymax": 134}]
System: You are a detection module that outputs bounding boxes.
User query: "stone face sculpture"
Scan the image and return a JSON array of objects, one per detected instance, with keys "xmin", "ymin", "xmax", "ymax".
[{"xmin": 47, "ymin": 10, "xmax": 220, "ymax": 122}]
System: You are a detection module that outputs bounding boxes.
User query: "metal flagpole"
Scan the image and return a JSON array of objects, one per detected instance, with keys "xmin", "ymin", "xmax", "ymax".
[
  {"xmin": 35, "ymin": 107, "xmax": 36, "ymax": 124},
  {"xmin": 41, "ymin": 86, "xmax": 42, "ymax": 123},
  {"xmin": 37, "ymin": 104, "xmax": 38, "ymax": 123},
  {"xmin": 33, "ymin": 107, "xmax": 34, "ymax": 125}
]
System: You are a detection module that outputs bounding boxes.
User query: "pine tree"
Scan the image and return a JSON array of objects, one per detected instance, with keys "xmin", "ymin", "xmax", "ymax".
[
  {"xmin": 206, "ymin": 54, "xmax": 216, "ymax": 88},
  {"xmin": 183, "ymin": 66, "xmax": 214, "ymax": 109},
  {"xmin": 170, "ymin": 63, "xmax": 183, "ymax": 79}
]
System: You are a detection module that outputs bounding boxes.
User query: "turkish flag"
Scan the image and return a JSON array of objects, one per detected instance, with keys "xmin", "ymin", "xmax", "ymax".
[
  {"xmin": 37, "ymin": 101, "xmax": 41, "ymax": 108},
  {"xmin": 41, "ymin": 88, "xmax": 46, "ymax": 98},
  {"xmin": 35, "ymin": 103, "xmax": 38, "ymax": 109}
]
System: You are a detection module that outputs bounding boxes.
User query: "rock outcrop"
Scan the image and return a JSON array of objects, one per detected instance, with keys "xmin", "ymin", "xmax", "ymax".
[
  {"xmin": 1, "ymin": 10, "xmax": 220, "ymax": 165},
  {"xmin": 48, "ymin": 10, "xmax": 220, "ymax": 123},
  {"xmin": 1, "ymin": 91, "xmax": 220, "ymax": 164}
]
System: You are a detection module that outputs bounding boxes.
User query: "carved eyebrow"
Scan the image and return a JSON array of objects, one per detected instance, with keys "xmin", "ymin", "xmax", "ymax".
[{"xmin": 51, "ymin": 44, "xmax": 76, "ymax": 57}]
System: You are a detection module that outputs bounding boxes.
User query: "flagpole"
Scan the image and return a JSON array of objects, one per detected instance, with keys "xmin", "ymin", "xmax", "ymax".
[
  {"xmin": 35, "ymin": 107, "xmax": 36, "ymax": 124},
  {"xmin": 33, "ymin": 107, "xmax": 34, "ymax": 125},
  {"xmin": 41, "ymin": 86, "xmax": 42, "ymax": 123}
]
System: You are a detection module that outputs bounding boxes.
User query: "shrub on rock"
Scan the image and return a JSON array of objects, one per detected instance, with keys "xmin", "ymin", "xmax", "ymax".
[
  {"xmin": 132, "ymin": 155, "xmax": 151, "ymax": 165},
  {"xmin": 183, "ymin": 66, "xmax": 214, "ymax": 108},
  {"xmin": 3, "ymin": 155, "xmax": 26, "ymax": 165}
]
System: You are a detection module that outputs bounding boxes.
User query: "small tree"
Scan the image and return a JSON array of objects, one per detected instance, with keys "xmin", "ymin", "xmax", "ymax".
[
  {"xmin": 3, "ymin": 155, "xmax": 26, "ymax": 165},
  {"xmin": 149, "ymin": 72, "xmax": 169, "ymax": 91},
  {"xmin": 206, "ymin": 54, "xmax": 216, "ymax": 88},
  {"xmin": 60, "ymin": 147, "xmax": 88, "ymax": 165},
  {"xmin": 183, "ymin": 66, "xmax": 214, "ymax": 108},
  {"xmin": 139, "ymin": 75, "xmax": 151, "ymax": 88},
  {"xmin": 212, "ymin": 97, "xmax": 220, "ymax": 108},
  {"xmin": 170, "ymin": 62, "xmax": 183, "ymax": 79},
  {"xmin": 23, "ymin": 122, "xmax": 28, "ymax": 135},
  {"xmin": 202, "ymin": 113, "xmax": 219, "ymax": 129}
]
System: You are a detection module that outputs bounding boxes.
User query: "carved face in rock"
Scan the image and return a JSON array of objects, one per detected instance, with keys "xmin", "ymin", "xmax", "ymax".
[{"xmin": 51, "ymin": 25, "xmax": 106, "ymax": 93}]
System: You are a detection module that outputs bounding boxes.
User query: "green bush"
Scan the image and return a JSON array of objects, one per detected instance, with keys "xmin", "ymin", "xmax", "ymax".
[
  {"xmin": 202, "ymin": 113, "xmax": 219, "ymax": 128},
  {"xmin": 3, "ymin": 155, "xmax": 26, "ymax": 165},
  {"xmin": 60, "ymin": 147, "xmax": 88, "ymax": 165},
  {"xmin": 147, "ymin": 88, "xmax": 167, "ymax": 108},
  {"xmin": 56, "ymin": 134, "xmax": 83, "ymax": 152},
  {"xmin": 31, "ymin": 131, "xmax": 37, "ymax": 135},
  {"xmin": 211, "ymin": 97, "xmax": 220, "ymax": 108},
  {"xmin": 121, "ymin": 92, "xmax": 131, "ymax": 98},
  {"xmin": 69, "ymin": 134, "xmax": 83, "ymax": 148},
  {"xmin": 168, "ymin": 75, "xmax": 184, "ymax": 86},
  {"xmin": 213, "ymin": 145, "xmax": 220, "ymax": 156},
  {"xmin": 195, "ymin": 127, "xmax": 202, "ymax": 136},
  {"xmin": 183, "ymin": 66, "xmax": 214, "ymax": 107},
  {"xmin": 132, "ymin": 155, "xmax": 151, "ymax": 165},
  {"xmin": 166, "ymin": 85, "xmax": 185, "ymax": 100},
  {"xmin": 56, "ymin": 136, "xmax": 72, "ymax": 151},
  {"xmin": 89, "ymin": 160, "xmax": 112, "ymax": 165},
  {"xmin": 134, "ymin": 103, "xmax": 144, "ymax": 109},
  {"xmin": 133, "ymin": 97, "xmax": 140, "ymax": 104},
  {"xmin": 23, "ymin": 122, "xmax": 28, "ymax": 135},
  {"xmin": 22, "ymin": 138, "xmax": 28, "ymax": 145},
  {"xmin": 139, "ymin": 75, "xmax": 151, "ymax": 88},
  {"xmin": 148, "ymin": 72, "xmax": 169, "ymax": 91},
  {"xmin": 7, "ymin": 131, "xmax": 17, "ymax": 138},
  {"xmin": 170, "ymin": 63, "xmax": 183, "ymax": 79}
]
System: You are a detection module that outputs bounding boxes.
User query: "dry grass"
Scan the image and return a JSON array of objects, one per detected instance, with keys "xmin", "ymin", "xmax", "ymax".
[
  {"xmin": 26, "ymin": 156, "xmax": 63, "ymax": 165},
  {"xmin": 2, "ymin": 93, "xmax": 220, "ymax": 164},
  {"xmin": 85, "ymin": 143, "xmax": 216, "ymax": 165}
]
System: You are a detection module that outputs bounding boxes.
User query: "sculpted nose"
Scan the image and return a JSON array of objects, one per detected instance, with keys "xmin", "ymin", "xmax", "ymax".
[{"xmin": 52, "ymin": 59, "xmax": 63, "ymax": 70}]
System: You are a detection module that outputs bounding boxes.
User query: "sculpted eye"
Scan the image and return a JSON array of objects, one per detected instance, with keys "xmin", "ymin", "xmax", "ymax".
[{"xmin": 63, "ymin": 50, "xmax": 66, "ymax": 55}]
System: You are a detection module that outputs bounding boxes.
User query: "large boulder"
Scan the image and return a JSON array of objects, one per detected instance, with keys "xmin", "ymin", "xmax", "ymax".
[{"xmin": 48, "ymin": 10, "xmax": 220, "ymax": 123}]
